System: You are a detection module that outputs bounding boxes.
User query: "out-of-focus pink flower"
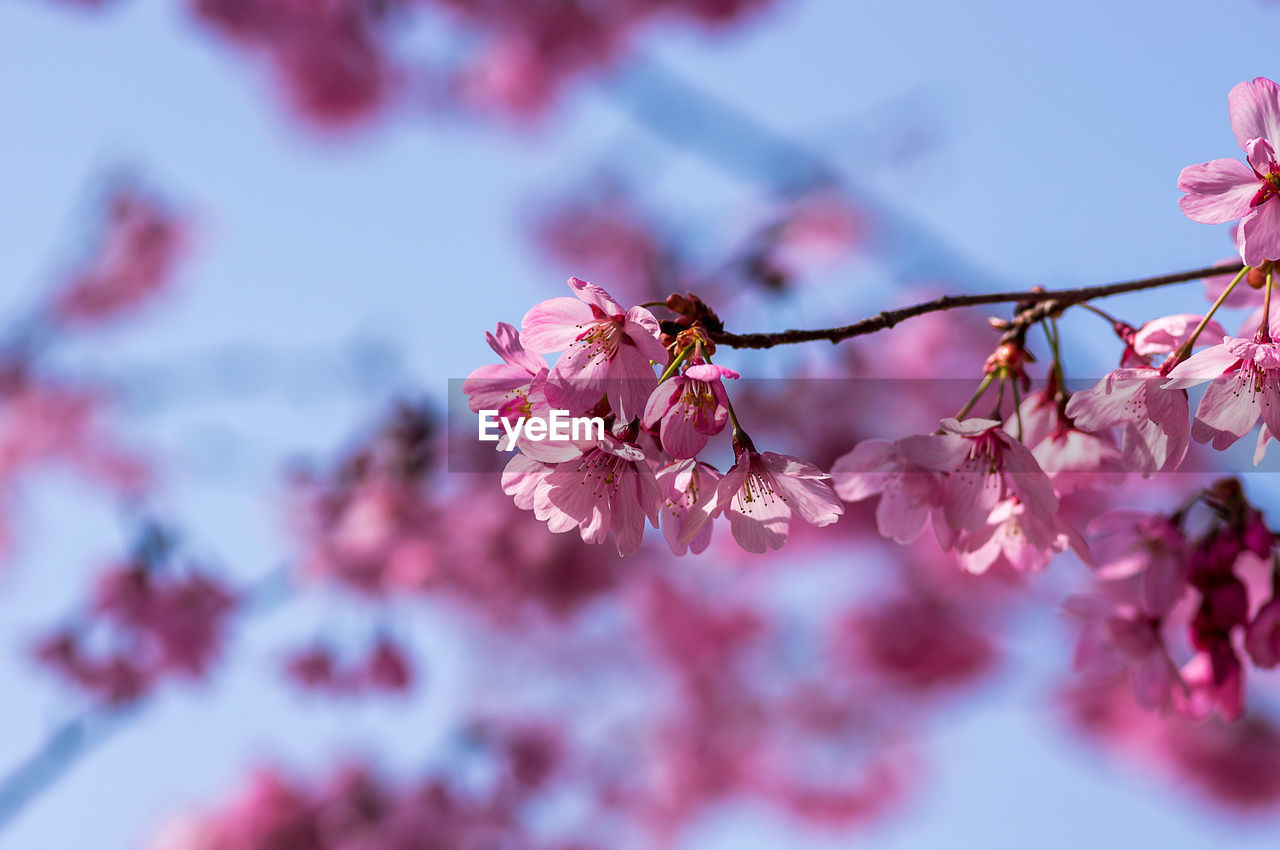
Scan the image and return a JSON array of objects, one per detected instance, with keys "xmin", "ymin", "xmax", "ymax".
[
  {"xmin": 1179, "ymin": 77, "xmax": 1280, "ymax": 265},
  {"xmin": 520, "ymin": 277, "xmax": 668, "ymax": 420},
  {"xmin": 642, "ymin": 362, "xmax": 737, "ymax": 458},
  {"xmin": 1164, "ymin": 335, "xmax": 1280, "ymax": 451},
  {"xmin": 51, "ymin": 189, "xmax": 187, "ymax": 325},
  {"xmin": 1065, "ymin": 590, "xmax": 1184, "ymax": 713},
  {"xmin": 830, "ymin": 439, "xmax": 940, "ymax": 544},
  {"xmin": 1175, "ymin": 646, "xmax": 1245, "ymax": 722},
  {"xmin": 1088, "ymin": 511, "xmax": 1190, "ymax": 613},
  {"xmin": 1245, "ymin": 596, "xmax": 1280, "ymax": 668}
]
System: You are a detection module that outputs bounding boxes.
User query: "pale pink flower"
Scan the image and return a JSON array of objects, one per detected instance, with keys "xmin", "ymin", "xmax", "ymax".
[
  {"xmin": 1163, "ymin": 335, "xmax": 1280, "ymax": 451},
  {"xmin": 539, "ymin": 431, "xmax": 662, "ymax": 556},
  {"xmin": 642, "ymin": 362, "xmax": 738, "ymax": 458},
  {"xmin": 1010, "ymin": 389, "xmax": 1124, "ymax": 494},
  {"xmin": 1066, "ymin": 367, "xmax": 1191, "ymax": 474},
  {"xmin": 1088, "ymin": 511, "xmax": 1189, "ymax": 614},
  {"xmin": 829, "ymin": 439, "xmax": 940, "ymax": 544},
  {"xmin": 896, "ymin": 417, "xmax": 1058, "ymax": 539},
  {"xmin": 952, "ymin": 498, "xmax": 1089, "ymax": 574},
  {"xmin": 1179, "ymin": 77, "xmax": 1280, "ymax": 265},
  {"xmin": 1130, "ymin": 314, "xmax": 1226, "ymax": 357},
  {"xmin": 655, "ymin": 458, "xmax": 721, "ymax": 555},
  {"xmin": 691, "ymin": 440, "xmax": 843, "ymax": 554},
  {"xmin": 520, "ymin": 277, "xmax": 668, "ymax": 420},
  {"xmin": 462, "ymin": 322, "xmax": 548, "ymax": 421}
]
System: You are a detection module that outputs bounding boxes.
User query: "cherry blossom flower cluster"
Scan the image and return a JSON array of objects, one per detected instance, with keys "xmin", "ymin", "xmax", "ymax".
[
  {"xmin": 284, "ymin": 636, "xmax": 414, "ymax": 697},
  {"xmin": 1066, "ymin": 480, "xmax": 1279, "ymax": 723},
  {"xmin": 143, "ymin": 745, "xmax": 587, "ymax": 850},
  {"xmin": 465, "ymin": 277, "xmax": 844, "ymax": 556},
  {"xmin": 33, "ymin": 541, "xmax": 236, "ymax": 705}
]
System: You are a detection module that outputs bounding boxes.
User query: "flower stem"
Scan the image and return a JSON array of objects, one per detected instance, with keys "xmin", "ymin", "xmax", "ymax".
[
  {"xmin": 955, "ymin": 372, "xmax": 995, "ymax": 420},
  {"xmin": 1166, "ymin": 265, "xmax": 1249, "ymax": 370},
  {"xmin": 1262, "ymin": 270, "xmax": 1274, "ymax": 341},
  {"xmin": 657, "ymin": 346, "xmax": 692, "ymax": 383}
]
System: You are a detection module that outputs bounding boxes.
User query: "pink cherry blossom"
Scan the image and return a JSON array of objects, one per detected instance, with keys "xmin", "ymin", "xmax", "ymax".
[
  {"xmin": 642, "ymin": 362, "xmax": 738, "ymax": 458},
  {"xmin": 951, "ymin": 497, "xmax": 1089, "ymax": 574},
  {"xmin": 1088, "ymin": 511, "xmax": 1189, "ymax": 614},
  {"xmin": 655, "ymin": 458, "xmax": 721, "ymax": 555},
  {"xmin": 1065, "ymin": 367, "xmax": 1191, "ymax": 475},
  {"xmin": 896, "ymin": 417, "xmax": 1058, "ymax": 539},
  {"xmin": 1010, "ymin": 389, "xmax": 1124, "ymax": 495},
  {"xmin": 538, "ymin": 431, "xmax": 662, "ymax": 556},
  {"xmin": 1179, "ymin": 77, "xmax": 1280, "ymax": 265},
  {"xmin": 830, "ymin": 439, "xmax": 940, "ymax": 544},
  {"xmin": 50, "ymin": 188, "xmax": 187, "ymax": 325},
  {"xmin": 691, "ymin": 439, "xmax": 842, "ymax": 554},
  {"xmin": 1064, "ymin": 591, "xmax": 1184, "ymax": 712},
  {"xmin": 1163, "ymin": 335, "xmax": 1280, "ymax": 451},
  {"xmin": 462, "ymin": 321, "xmax": 548, "ymax": 421},
  {"xmin": 521, "ymin": 277, "xmax": 669, "ymax": 420}
]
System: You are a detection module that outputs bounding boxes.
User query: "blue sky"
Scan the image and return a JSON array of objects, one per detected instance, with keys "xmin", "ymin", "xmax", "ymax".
[{"xmin": 2, "ymin": 0, "xmax": 1280, "ymax": 847}]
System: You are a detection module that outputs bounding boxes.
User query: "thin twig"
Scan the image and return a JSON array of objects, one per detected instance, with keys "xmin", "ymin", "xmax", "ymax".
[{"xmin": 709, "ymin": 264, "xmax": 1237, "ymax": 350}]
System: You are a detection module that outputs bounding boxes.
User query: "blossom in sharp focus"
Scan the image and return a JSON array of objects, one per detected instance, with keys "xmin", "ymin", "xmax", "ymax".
[
  {"xmin": 688, "ymin": 438, "xmax": 842, "ymax": 554},
  {"xmin": 462, "ymin": 321, "xmax": 549, "ymax": 421},
  {"xmin": 1179, "ymin": 77, "xmax": 1280, "ymax": 265},
  {"xmin": 538, "ymin": 431, "xmax": 662, "ymax": 556},
  {"xmin": 1163, "ymin": 336, "xmax": 1280, "ymax": 452},
  {"xmin": 520, "ymin": 277, "xmax": 669, "ymax": 421},
  {"xmin": 642, "ymin": 362, "xmax": 738, "ymax": 458},
  {"xmin": 1065, "ymin": 331, "xmax": 1206, "ymax": 476}
]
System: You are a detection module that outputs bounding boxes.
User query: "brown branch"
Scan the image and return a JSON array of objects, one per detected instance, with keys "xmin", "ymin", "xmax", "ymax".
[{"xmin": 708, "ymin": 263, "xmax": 1240, "ymax": 350}]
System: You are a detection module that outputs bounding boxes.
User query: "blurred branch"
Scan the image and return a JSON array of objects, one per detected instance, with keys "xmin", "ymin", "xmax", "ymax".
[
  {"xmin": 710, "ymin": 263, "xmax": 1238, "ymax": 349},
  {"xmin": 0, "ymin": 566, "xmax": 293, "ymax": 833},
  {"xmin": 611, "ymin": 56, "xmax": 1004, "ymax": 289}
]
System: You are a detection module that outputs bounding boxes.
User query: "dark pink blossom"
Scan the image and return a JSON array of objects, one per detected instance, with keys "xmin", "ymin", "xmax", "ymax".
[{"xmin": 642, "ymin": 362, "xmax": 737, "ymax": 458}]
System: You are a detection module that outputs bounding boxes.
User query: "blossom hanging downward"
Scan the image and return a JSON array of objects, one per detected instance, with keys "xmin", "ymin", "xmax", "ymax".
[
  {"xmin": 520, "ymin": 277, "xmax": 668, "ymax": 421},
  {"xmin": 1179, "ymin": 77, "xmax": 1280, "ymax": 265},
  {"xmin": 1163, "ymin": 335, "xmax": 1280, "ymax": 452},
  {"xmin": 643, "ymin": 362, "xmax": 738, "ymax": 458},
  {"xmin": 684, "ymin": 432, "xmax": 843, "ymax": 554}
]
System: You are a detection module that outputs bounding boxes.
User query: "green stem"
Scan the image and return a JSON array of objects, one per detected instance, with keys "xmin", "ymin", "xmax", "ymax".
[
  {"xmin": 1166, "ymin": 265, "xmax": 1249, "ymax": 369},
  {"xmin": 955, "ymin": 372, "xmax": 995, "ymax": 420},
  {"xmin": 657, "ymin": 345, "xmax": 692, "ymax": 383}
]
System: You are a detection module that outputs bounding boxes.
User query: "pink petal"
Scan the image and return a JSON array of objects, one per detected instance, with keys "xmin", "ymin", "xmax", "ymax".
[
  {"xmin": 1177, "ymin": 158, "xmax": 1257, "ymax": 224},
  {"xmin": 1162, "ymin": 344, "xmax": 1241, "ymax": 389},
  {"xmin": 760, "ymin": 451, "xmax": 843, "ymax": 527},
  {"xmin": 622, "ymin": 306, "xmax": 670, "ymax": 366},
  {"xmin": 1229, "ymin": 77, "xmax": 1280, "ymax": 152},
  {"xmin": 520, "ymin": 297, "xmax": 594, "ymax": 353},
  {"xmin": 1192, "ymin": 373, "xmax": 1262, "ymax": 449},
  {"xmin": 567, "ymin": 277, "xmax": 624, "ymax": 318},
  {"xmin": 684, "ymin": 363, "xmax": 740, "ymax": 381},
  {"xmin": 1239, "ymin": 200, "xmax": 1280, "ymax": 266},
  {"xmin": 485, "ymin": 321, "xmax": 546, "ymax": 374}
]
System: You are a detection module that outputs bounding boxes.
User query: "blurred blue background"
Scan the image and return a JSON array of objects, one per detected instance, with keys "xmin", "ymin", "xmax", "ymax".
[{"xmin": 1, "ymin": 0, "xmax": 1279, "ymax": 847}]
